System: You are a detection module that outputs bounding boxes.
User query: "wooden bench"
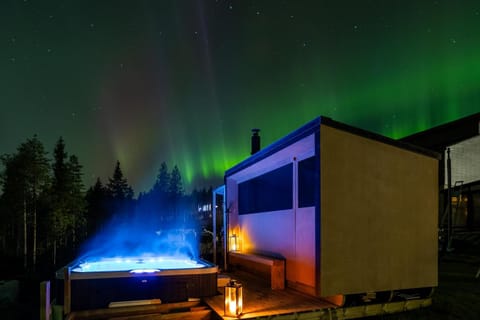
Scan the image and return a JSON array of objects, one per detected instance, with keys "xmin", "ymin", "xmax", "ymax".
[{"xmin": 228, "ymin": 252, "xmax": 285, "ymax": 290}]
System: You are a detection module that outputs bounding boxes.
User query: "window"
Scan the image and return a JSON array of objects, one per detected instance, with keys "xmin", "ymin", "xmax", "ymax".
[
  {"xmin": 298, "ymin": 156, "xmax": 317, "ymax": 207},
  {"xmin": 239, "ymin": 163, "xmax": 293, "ymax": 214}
]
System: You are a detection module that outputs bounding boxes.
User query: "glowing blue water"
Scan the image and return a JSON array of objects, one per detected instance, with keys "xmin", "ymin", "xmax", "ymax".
[{"xmin": 73, "ymin": 256, "xmax": 204, "ymax": 273}]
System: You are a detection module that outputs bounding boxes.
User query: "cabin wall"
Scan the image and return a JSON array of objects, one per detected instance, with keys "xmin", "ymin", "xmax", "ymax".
[
  {"xmin": 226, "ymin": 134, "xmax": 316, "ymax": 288},
  {"xmin": 319, "ymin": 125, "xmax": 438, "ymax": 296}
]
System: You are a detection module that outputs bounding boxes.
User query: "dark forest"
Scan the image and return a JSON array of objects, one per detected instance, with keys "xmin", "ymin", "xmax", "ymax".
[{"xmin": 0, "ymin": 136, "xmax": 216, "ymax": 278}]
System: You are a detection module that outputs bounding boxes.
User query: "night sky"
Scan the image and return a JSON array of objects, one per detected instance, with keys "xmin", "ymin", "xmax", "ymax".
[{"xmin": 1, "ymin": 0, "xmax": 479, "ymax": 193}]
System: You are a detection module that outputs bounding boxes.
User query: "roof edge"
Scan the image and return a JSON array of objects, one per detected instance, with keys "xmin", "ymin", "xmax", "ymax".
[
  {"xmin": 322, "ymin": 117, "xmax": 441, "ymax": 160},
  {"xmin": 225, "ymin": 116, "xmax": 440, "ymax": 178}
]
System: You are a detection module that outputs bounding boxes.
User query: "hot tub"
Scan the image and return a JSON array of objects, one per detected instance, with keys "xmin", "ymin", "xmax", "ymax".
[{"xmin": 56, "ymin": 256, "xmax": 218, "ymax": 311}]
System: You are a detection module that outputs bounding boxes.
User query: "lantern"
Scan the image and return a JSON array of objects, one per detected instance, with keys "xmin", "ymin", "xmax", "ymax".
[
  {"xmin": 229, "ymin": 234, "xmax": 238, "ymax": 251},
  {"xmin": 224, "ymin": 280, "xmax": 243, "ymax": 317}
]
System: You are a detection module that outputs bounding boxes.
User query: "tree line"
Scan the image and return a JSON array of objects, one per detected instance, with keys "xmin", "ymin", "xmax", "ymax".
[{"xmin": 0, "ymin": 136, "xmax": 213, "ymax": 274}]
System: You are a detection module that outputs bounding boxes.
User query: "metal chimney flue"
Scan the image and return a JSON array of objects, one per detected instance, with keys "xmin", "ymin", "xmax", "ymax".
[{"xmin": 251, "ymin": 128, "xmax": 261, "ymax": 155}]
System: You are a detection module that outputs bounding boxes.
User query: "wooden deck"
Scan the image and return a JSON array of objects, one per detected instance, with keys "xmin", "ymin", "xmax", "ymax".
[
  {"xmin": 204, "ymin": 270, "xmax": 337, "ymax": 319},
  {"xmin": 203, "ymin": 271, "xmax": 432, "ymax": 320},
  {"xmin": 44, "ymin": 271, "xmax": 432, "ymax": 320}
]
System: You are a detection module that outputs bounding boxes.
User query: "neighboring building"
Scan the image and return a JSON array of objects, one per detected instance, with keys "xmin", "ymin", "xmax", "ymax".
[{"xmin": 401, "ymin": 112, "xmax": 480, "ymax": 230}]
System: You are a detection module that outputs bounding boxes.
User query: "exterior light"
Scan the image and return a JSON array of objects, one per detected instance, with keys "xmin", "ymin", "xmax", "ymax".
[
  {"xmin": 224, "ymin": 280, "xmax": 243, "ymax": 317},
  {"xmin": 230, "ymin": 234, "xmax": 238, "ymax": 251}
]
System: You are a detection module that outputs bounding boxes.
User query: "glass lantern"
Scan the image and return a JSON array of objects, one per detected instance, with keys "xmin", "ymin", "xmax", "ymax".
[
  {"xmin": 224, "ymin": 280, "xmax": 243, "ymax": 317},
  {"xmin": 229, "ymin": 234, "xmax": 238, "ymax": 251}
]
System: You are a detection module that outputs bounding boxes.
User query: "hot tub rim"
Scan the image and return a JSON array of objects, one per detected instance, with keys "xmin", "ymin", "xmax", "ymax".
[{"xmin": 56, "ymin": 257, "xmax": 218, "ymax": 280}]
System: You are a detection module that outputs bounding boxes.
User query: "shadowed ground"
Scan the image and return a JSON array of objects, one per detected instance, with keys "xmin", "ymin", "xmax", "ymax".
[{"xmin": 379, "ymin": 231, "xmax": 480, "ymax": 320}]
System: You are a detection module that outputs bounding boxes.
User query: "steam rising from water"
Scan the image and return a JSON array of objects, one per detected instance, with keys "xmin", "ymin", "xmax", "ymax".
[{"xmin": 78, "ymin": 205, "xmax": 200, "ymax": 263}]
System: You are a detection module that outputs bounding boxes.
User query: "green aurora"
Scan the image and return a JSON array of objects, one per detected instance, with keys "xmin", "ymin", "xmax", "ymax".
[{"xmin": 1, "ymin": 0, "xmax": 479, "ymax": 192}]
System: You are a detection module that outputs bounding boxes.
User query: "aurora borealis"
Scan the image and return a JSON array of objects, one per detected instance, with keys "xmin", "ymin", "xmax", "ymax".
[{"xmin": 1, "ymin": 0, "xmax": 480, "ymax": 193}]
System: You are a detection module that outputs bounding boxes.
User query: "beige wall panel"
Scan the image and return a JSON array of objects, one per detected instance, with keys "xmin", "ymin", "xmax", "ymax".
[
  {"xmin": 320, "ymin": 125, "xmax": 438, "ymax": 296},
  {"xmin": 295, "ymin": 207, "xmax": 316, "ymax": 287},
  {"xmin": 239, "ymin": 210, "xmax": 297, "ymax": 280}
]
